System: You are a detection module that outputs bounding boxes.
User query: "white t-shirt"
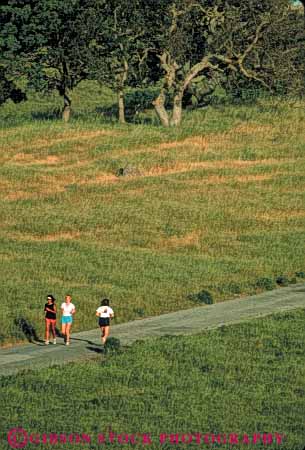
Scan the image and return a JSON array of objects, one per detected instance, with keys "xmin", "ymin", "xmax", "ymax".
[
  {"xmin": 96, "ymin": 306, "xmax": 114, "ymax": 318},
  {"xmin": 61, "ymin": 302, "xmax": 75, "ymax": 316}
]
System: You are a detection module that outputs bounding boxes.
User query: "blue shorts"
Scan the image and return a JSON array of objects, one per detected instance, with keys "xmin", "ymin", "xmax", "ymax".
[{"xmin": 61, "ymin": 316, "xmax": 73, "ymax": 324}]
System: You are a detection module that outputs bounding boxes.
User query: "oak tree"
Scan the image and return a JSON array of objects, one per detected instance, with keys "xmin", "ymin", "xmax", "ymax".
[
  {"xmin": 89, "ymin": 0, "xmax": 147, "ymax": 123},
  {"xmin": 1, "ymin": 0, "xmax": 96, "ymax": 121},
  {"xmin": 143, "ymin": 0, "xmax": 300, "ymax": 127}
]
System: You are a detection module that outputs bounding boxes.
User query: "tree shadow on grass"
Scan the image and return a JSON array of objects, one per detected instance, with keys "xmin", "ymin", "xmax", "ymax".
[
  {"xmin": 14, "ymin": 317, "xmax": 44, "ymax": 344},
  {"xmin": 95, "ymin": 88, "xmax": 159, "ymax": 125},
  {"xmin": 31, "ymin": 109, "xmax": 61, "ymax": 121},
  {"xmin": 95, "ymin": 104, "xmax": 157, "ymax": 125},
  {"xmin": 29, "ymin": 102, "xmax": 156, "ymax": 125}
]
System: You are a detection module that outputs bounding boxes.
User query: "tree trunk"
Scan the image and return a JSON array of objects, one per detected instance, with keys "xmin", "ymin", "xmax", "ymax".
[
  {"xmin": 152, "ymin": 89, "xmax": 169, "ymax": 127},
  {"xmin": 300, "ymin": 1, "xmax": 305, "ymax": 29},
  {"xmin": 117, "ymin": 89, "xmax": 125, "ymax": 124},
  {"xmin": 62, "ymin": 92, "xmax": 71, "ymax": 123},
  {"xmin": 154, "ymin": 56, "xmax": 212, "ymax": 127},
  {"xmin": 116, "ymin": 49, "xmax": 129, "ymax": 124},
  {"xmin": 170, "ymin": 93, "xmax": 183, "ymax": 127}
]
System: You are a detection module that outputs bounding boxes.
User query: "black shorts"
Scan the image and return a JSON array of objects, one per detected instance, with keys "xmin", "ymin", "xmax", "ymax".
[{"xmin": 99, "ymin": 318, "xmax": 110, "ymax": 327}]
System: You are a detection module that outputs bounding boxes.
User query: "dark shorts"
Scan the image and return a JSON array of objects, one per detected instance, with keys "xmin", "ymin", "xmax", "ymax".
[{"xmin": 99, "ymin": 318, "xmax": 110, "ymax": 327}]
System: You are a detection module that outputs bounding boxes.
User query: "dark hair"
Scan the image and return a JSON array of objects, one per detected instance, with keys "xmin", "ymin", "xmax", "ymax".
[
  {"xmin": 47, "ymin": 294, "xmax": 55, "ymax": 303},
  {"xmin": 101, "ymin": 298, "xmax": 110, "ymax": 306}
]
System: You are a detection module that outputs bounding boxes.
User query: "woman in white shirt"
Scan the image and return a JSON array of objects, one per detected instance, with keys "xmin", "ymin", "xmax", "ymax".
[
  {"xmin": 61, "ymin": 295, "xmax": 76, "ymax": 346},
  {"xmin": 96, "ymin": 298, "xmax": 114, "ymax": 345}
]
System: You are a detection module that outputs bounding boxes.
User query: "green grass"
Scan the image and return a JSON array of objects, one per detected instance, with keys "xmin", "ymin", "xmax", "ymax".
[
  {"xmin": 0, "ymin": 310, "xmax": 304, "ymax": 449},
  {"xmin": 0, "ymin": 82, "xmax": 304, "ymax": 343}
]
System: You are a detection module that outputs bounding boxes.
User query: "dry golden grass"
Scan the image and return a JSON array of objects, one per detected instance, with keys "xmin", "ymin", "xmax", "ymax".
[
  {"xmin": 0, "ymin": 130, "xmax": 14, "ymax": 138},
  {"xmin": 157, "ymin": 230, "xmax": 202, "ymax": 250},
  {"xmin": 143, "ymin": 159, "xmax": 293, "ymax": 178},
  {"xmin": 0, "ymin": 148, "xmax": 93, "ymax": 167},
  {"xmin": 232, "ymin": 123, "xmax": 274, "ymax": 135},
  {"xmin": 10, "ymin": 153, "xmax": 60, "ymax": 165},
  {"xmin": 1, "ymin": 170, "xmax": 120, "ymax": 201},
  {"xmin": 234, "ymin": 174, "xmax": 275, "ymax": 183},
  {"xmin": 7, "ymin": 231, "xmax": 83, "ymax": 242},
  {"xmin": 182, "ymin": 173, "xmax": 275, "ymax": 186},
  {"xmin": 258, "ymin": 210, "xmax": 305, "ymax": 222},
  {"xmin": 110, "ymin": 123, "xmax": 276, "ymax": 160},
  {"xmin": 0, "ymin": 116, "xmax": 300, "ymax": 205},
  {"xmin": 121, "ymin": 187, "xmax": 147, "ymax": 197},
  {"xmin": 0, "ymin": 179, "xmax": 16, "ymax": 190},
  {"xmin": 1, "ymin": 156, "xmax": 293, "ymax": 202},
  {"xmin": 3, "ymin": 175, "xmax": 68, "ymax": 201},
  {"xmin": 4, "ymin": 191, "xmax": 34, "ymax": 201},
  {"xmin": 108, "ymin": 133, "xmax": 233, "ymax": 158},
  {"xmin": 77, "ymin": 172, "xmax": 118, "ymax": 185},
  {"xmin": 0, "ymin": 129, "xmax": 120, "ymax": 167}
]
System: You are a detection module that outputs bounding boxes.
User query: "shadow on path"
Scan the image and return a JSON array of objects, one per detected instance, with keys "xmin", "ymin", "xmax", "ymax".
[
  {"xmin": 70, "ymin": 337, "xmax": 97, "ymax": 346},
  {"xmin": 14, "ymin": 317, "xmax": 44, "ymax": 344},
  {"xmin": 86, "ymin": 346, "xmax": 104, "ymax": 354}
]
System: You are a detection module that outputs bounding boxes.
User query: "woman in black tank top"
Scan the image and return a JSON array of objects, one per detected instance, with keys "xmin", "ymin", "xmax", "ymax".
[{"xmin": 44, "ymin": 295, "xmax": 57, "ymax": 345}]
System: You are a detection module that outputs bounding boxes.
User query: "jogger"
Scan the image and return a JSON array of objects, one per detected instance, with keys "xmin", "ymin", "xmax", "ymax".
[
  {"xmin": 44, "ymin": 294, "xmax": 57, "ymax": 345},
  {"xmin": 61, "ymin": 295, "xmax": 76, "ymax": 346},
  {"xmin": 96, "ymin": 298, "xmax": 114, "ymax": 345}
]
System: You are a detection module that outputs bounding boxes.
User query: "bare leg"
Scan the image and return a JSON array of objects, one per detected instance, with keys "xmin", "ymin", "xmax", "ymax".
[
  {"xmin": 45, "ymin": 321, "xmax": 50, "ymax": 343},
  {"xmin": 50, "ymin": 322, "xmax": 55, "ymax": 338},
  {"xmin": 51, "ymin": 322, "xmax": 56, "ymax": 342},
  {"xmin": 61, "ymin": 323, "xmax": 67, "ymax": 342},
  {"xmin": 65, "ymin": 323, "xmax": 72, "ymax": 344},
  {"xmin": 100, "ymin": 327, "xmax": 105, "ymax": 344},
  {"xmin": 102, "ymin": 326, "xmax": 110, "ymax": 345}
]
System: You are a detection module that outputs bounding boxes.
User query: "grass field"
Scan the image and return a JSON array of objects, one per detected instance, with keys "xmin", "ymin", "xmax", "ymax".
[
  {"xmin": 0, "ymin": 82, "xmax": 304, "ymax": 343},
  {"xmin": 0, "ymin": 309, "xmax": 304, "ymax": 450}
]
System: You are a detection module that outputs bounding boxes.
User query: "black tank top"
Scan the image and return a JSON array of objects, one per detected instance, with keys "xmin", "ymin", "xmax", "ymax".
[{"xmin": 44, "ymin": 303, "xmax": 56, "ymax": 319}]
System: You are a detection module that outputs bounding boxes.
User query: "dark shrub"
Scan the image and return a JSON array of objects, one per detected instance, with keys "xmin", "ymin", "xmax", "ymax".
[
  {"xmin": 133, "ymin": 308, "xmax": 145, "ymax": 318},
  {"xmin": 276, "ymin": 275, "xmax": 289, "ymax": 286},
  {"xmin": 254, "ymin": 277, "xmax": 276, "ymax": 291},
  {"xmin": 104, "ymin": 337, "xmax": 121, "ymax": 354},
  {"xmin": 226, "ymin": 282, "xmax": 242, "ymax": 295},
  {"xmin": 125, "ymin": 88, "xmax": 158, "ymax": 116},
  {"xmin": 296, "ymin": 271, "xmax": 305, "ymax": 279},
  {"xmin": 187, "ymin": 290, "xmax": 214, "ymax": 305}
]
